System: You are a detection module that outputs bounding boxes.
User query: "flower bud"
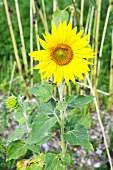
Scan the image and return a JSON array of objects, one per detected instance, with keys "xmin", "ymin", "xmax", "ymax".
[{"xmin": 6, "ymin": 95, "xmax": 19, "ymax": 110}]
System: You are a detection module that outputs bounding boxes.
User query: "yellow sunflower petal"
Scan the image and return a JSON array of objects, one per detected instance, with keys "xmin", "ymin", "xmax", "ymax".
[
  {"xmin": 41, "ymin": 61, "xmax": 57, "ymax": 79},
  {"xmin": 39, "ymin": 38, "xmax": 50, "ymax": 50},
  {"xmin": 62, "ymin": 66, "xmax": 69, "ymax": 84},
  {"xmin": 34, "ymin": 60, "xmax": 50, "ymax": 70},
  {"xmin": 29, "ymin": 50, "xmax": 50, "ymax": 61},
  {"xmin": 54, "ymin": 65, "xmax": 60, "ymax": 83},
  {"xmin": 57, "ymin": 66, "xmax": 63, "ymax": 85}
]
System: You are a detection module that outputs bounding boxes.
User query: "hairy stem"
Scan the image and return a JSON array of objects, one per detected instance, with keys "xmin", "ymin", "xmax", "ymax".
[{"xmin": 58, "ymin": 83, "xmax": 66, "ymax": 154}]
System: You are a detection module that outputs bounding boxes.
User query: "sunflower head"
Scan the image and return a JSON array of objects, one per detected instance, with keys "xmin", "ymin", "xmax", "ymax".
[
  {"xmin": 6, "ymin": 95, "xmax": 19, "ymax": 110},
  {"xmin": 29, "ymin": 21, "xmax": 94, "ymax": 85}
]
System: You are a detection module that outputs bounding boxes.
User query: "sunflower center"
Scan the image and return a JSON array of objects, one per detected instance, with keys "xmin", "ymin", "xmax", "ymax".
[{"xmin": 52, "ymin": 44, "xmax": 73, "ymax": 66}]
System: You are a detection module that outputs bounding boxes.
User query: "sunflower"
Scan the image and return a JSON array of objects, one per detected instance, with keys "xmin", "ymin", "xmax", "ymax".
[{"xmin": 29, "ymin": 21, "xmax": 94, "ymax": 85}]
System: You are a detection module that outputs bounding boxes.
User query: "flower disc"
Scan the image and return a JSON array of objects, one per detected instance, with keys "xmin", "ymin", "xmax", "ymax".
[{"xmin": 51, "ymin": 44, "xmax": 73, "ymax": 66}]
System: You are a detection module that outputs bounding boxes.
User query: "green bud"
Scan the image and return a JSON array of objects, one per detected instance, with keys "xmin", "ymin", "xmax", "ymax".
[{"xmin": 6, "ymin": 95, "xmax": 19, "ymax": 110}]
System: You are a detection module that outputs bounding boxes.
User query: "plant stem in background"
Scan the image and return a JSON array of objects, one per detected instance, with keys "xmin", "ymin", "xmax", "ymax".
[
  {"xmin": 84, "ymin": 6, "xmax": 91, "ymax": 35},
  {"xmin": 30, "ymin": 0, "xmax": 33, "ymax": 87},
  {"xmin": 14, "ymin": 0, "xmax": 28, "ymax": 76},
  {"xmin": 32, "ymin": 0, "xmax": 40, "ymax": 51},
  {"xmin": 84, "ymin": 6, "xmax": 94, "ymax": 93},
  {"xmin": 97, "ymin": 1, "xmax": 112, "ymax": 86},
  {"xmin": 86, "ymin": 75, "xmax": 113, "ymax": 170},
  {"xmin": 80, "ymin": 0, "xmax": 84, "ymax": 27},
  {"xmin": 72, "ymin": 0, "xmax": 82, "ymax": 29},
  {"xmin": 69, "ymin": 5, "xmax": 75, "ymax": 23},
  {"xmin": 4, "ymin": 0, "xmax": 26, "ymax": 89},
  {"xmin": 88, "ymin": 6, "xmax": 94, "ymax": 39},
  {"xmin": 53, "ymin": 0, "xmax": 58, "ymax": 12},
  {"xmin": 41, "ymin": 0, "xmax": 48, "ymax": 31},
  {"xmin": 109, "ymin": 28, "xmax": 113, "ymax": 111},
  {"xmin": 8, "ymin": 61, "xmax": 16, "ymax": 96},
  {"xmin": 35, "ymin": 2, "xmax": 46, "ymax": 31},
  {"xmin": 76, "ymin": 81, "xmax": 109, "ymax": 96},
  {"xmin": 32, "ymin": 0, "xmax": 44, "ymax": 85},
  {"xmin": 94, "ymin": 0, "xmax": 102, "ymax": 92}
]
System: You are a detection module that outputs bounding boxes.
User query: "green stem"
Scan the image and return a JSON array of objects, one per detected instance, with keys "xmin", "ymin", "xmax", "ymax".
[
  {"xmin": 58, "ymin": 82, "xmax": 66, "ymax": 154},
  {"xmin": 53, "ymin": 111, "xmax": 62, "ymax": 127},
  {"xmin": 61, "ymin": 109, "xmax": 65, "ymax": 153},
  {"xmin": 21, "ymin": 104, "xmax": 31, "ymax": 134}
]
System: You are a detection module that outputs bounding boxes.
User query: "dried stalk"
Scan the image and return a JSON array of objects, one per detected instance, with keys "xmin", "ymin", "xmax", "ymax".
[
  {"xmin": 32, "ymin": 0, "xmax": 44, "ymax": 85},
  {"xmin": 80, "ymin": 0, "xmax": 84, "ymax": 27},
  {"xmin": 8, "ymin": 61, "xmax": 16, "ymax": 96},
  {"xmin": 32, "ymin": 0, "xmax": 40, "ymax": 50},
  {"xmin": 97, "ymin": 1, "xmax": 112, "ymax": 86},
  {"xmin": 94, "ymin": 0, "xmax": 102, "ymax": 91},
  {"xmin": 109, "ymin": 28, "xmax": 113, "ymax": 111},
  {"xmin": 35, "ymin": 0, "xmax": 47, "ymax": 31},
  {"xmin": 76, "ymin": 81, "xmax": 109, "ymax": 96},
  {"xmin": 14, "ymin": 0, "xmax": 28, "ymax": 76},
  {"xmin": 84, "ymin": 6, "xmax": 91, "ymax": 35},
  {"xmin": 53, "ymin": 0, "xmax": 58, "ymax": 12},
  {"xmin": 41, "ymin": 0, "xmax": 48, "ymax": 31},
  {"xmin": 86, "ymin": 75, "xmax": 113, "ymax": 170},
  {"xmin": 84, "ymin": 6, "xmax": 95, "ymax": 92},
  {"xmin": 4, "ymin": 0, "xmax": 26, "ymax": 88},
  {"xmin": 88, "ymin": 6, "xmax": 94, "ymax": 40},
  {"xmin": 30, "ymin": 0, "xmax": 33, "ymax": 86}
]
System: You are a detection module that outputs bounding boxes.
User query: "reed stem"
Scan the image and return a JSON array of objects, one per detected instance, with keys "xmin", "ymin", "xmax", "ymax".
[
  {"xmin": 86, "ymin": 75, "xmax": 113, "ymax": 170},
  {"xmin": 4, "ymin": 0, "xmax": 26, "ymax": 88},
  {"xmin": 94, "ymin": 0, "xmax": 102, "ymax": 91},
  {"xmin": 41, "ymin": 0, "xmax": 48, "ymax": 31},
  {"xmin": 109, "ymin": 28, "xmax": 113, "ymax": 111},
  {"xmin": 14, "ymin": 0, "xmax": 28, "ymax": 76},
  {"xmin": 30, "ymin": 0, "xmax": 33, "ymax": 87}
]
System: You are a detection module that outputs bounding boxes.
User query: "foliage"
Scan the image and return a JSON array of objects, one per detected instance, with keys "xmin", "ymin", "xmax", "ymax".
[{"xmin": 3, "ymin": 83, "xmax": 94, "ymax": 169}]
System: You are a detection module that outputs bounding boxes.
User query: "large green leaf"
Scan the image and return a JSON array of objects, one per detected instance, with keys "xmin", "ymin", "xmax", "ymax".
[
  {"xmin": 26, "ymin": 144, "xmax": 39, "ymax": 154},
  {"xmin": 6, "ymin": 140, "xmax": 27, "ymax": 161},
  {"xmin": 67, "ymin": 113, "xmax": 91, "ymax": 130},
  {"xmin": 64, "ymin": 124, "xmax": 93, "ymax": 150},
  {"xmin": 60, "ymin": 153, "xmax": 71, "ymax": 165},
  {"xmin": 28, "ymin": 84, "xmax": 53, "ymax": 102},
  {"xmin": 56, "ymin": 102, "xmax": 67, "ymax": 111},
  {"xmin": 52, "ymin": 10, "xmax": 69, "ymax": 28},
  {"xmin": 24, "ymin": 113, "xmax": 56, "ymax": 144},
  {"xmin": 14, "ymin": 111, "xmax": 26, "ymax": 125},
  {"xmin": 7, "ymin": 127, "xmax": 25, "ymax": 143},
  {"xmin": 38, "ymin": 98, "xmax": 56, "ymax": 115},
  {"xmin": 45, "ymin": 153, "xmax": 65, "ymax": 170},
  {"xmin": 66, "ymin": 95, "xmax": 94, "ymax": 109},
  {"xmin": 36, "ymin": 135, "xmax": 52, "ymax": 145}
]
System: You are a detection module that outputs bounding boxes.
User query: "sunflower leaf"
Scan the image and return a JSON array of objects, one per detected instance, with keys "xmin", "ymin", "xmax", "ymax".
[
  {"xmin": 24, "ymin": 113, "xmax": 57, "ymax": 144},
  {"xmin": 64, "ymin": 124, "xmax": 93, "ymax": 151},
  {"xmin": 52, "ymin": 10, "xmax": 69, "ymax": 27},
  {"xmin": 45, "ymin": 153, "xmax": 65, "ymax": 170},
  {"xmin": 66, "ymin": 95, "xmax": 94, "ymax": 109},
  {"xmin": 38, "ymin": 98, "xmax": 56, "ymax": 115},
  {"xmin": 6, "ymin": 140, "xmax": 27, "ymax": 161},
  {"xmin": 7, "ymin": 127, "xmax": 25, "ymax": 143},
  {"xmin": 28, "ymin": 84, "xmax": 53, "ymax": 102},
  {"xmin": 66, "ymin": 113, "xmax": 91, "ymax": 130}
]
